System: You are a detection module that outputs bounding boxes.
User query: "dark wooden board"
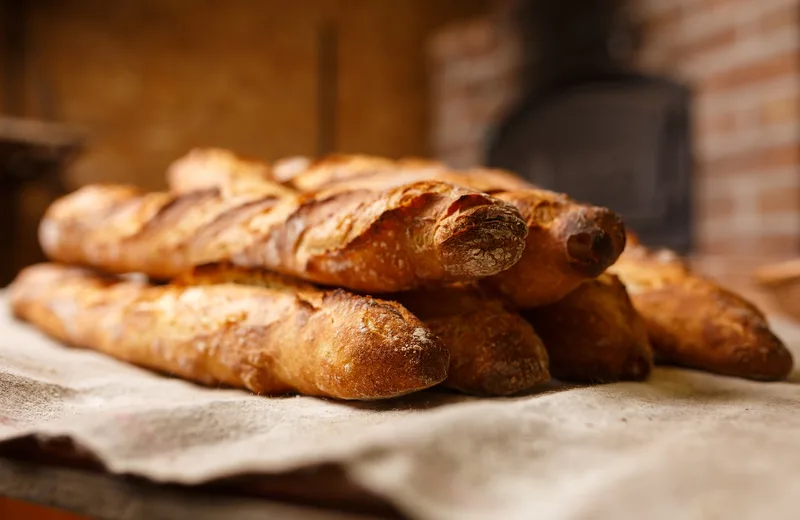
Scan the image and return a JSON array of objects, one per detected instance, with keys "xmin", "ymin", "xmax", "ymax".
[{"xmin": 0, "ymin": 437, "xmax": 398, "ymax": 520}]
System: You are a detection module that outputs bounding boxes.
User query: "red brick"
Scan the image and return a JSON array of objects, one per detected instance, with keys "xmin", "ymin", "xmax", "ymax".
[
  {"xmin": 697, "ymin": 237, "xmax": 738, "ymax": 257},
  {"xmin": 435, "ymin": 50, "xmax": 516, "ymax": 93},
  {"xmin": 700, "ymin": 51, "xmax": 799, "ymax": 93},
  {"xmin": 467, "ymin": 89, "xmax": 513, "ymax": 122},
  {"xmin": 695, "ymin": 111, "xmax": 738, "ymax": 136},
  {"xmin": 439, "ymin": 143, "xmax": 483, "ymax": 168},
  {"xmin": 741, "ymin": 234, "xmax": 799, "ymax": 256},
  {"xmin": 698, "ymin": 195, "xmax": 736, "ymax": 220},
  {"xmin": 675, "ymin": 27, "xmax": 737, "ymax": 58},
  {"xmin": 757, "ymin": 2, "xmax": 800, "ymax": 33},
  {"xmin": 703, "ymin": 144, "xmax": 800, "ymax": 176},
  {"xmin": 760, "ymin": 94, "xmax": 799, "ymax": 126},
  {"xmin": 432, "ymin": 93, "xmax": 486, "ymax": 146},
  {"xmin": 703, "ymin": 0, "xmax": 738, "ymax": 8},
  {"xmin": 757, "ymin": 185, "xmax": 800, "ymax": 213},
  {"xmin": 428, "ymin": 19, "xmax": 495, "ymax": 65},
  {"xmin": 699, "ymin": 233, "xmax": 800, "ymax": 257}
]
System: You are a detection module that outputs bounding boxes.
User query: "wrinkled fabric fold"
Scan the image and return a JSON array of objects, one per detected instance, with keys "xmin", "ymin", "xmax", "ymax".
[{"xmin": 1, "ymin": 294, "xmax": 799, "ymax": 520}]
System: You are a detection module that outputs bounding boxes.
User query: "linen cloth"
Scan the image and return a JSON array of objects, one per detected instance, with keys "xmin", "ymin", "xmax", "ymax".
[{"xmin": 1, "ymin": 294, "xmax": 799, "ymax": 520}]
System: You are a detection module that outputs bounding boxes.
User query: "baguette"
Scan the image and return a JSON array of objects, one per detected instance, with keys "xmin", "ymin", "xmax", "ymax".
[
  {"xmin": 39, "ymin": 179, "xmax": 528, "ymax": 292},
  {"xmin": 274, "ymin": 153, "xmax": 448, "ymax": 192},
  {"xmin": 167, "ymin": 152, "xmax": 550, "ymax": 395},
  {"xmin": 486, "ymin": 189, "xmax": 626, "ymax": 307},
  {"xmin": 392, "ymin": 285, "xmax": 550, "ymax": 395},
  {"xmin": 273, "ymin": 153, "xmax": 533, "ymax": 194},
  {"xmin": 523, "ymin": 274, "xmax": 653, "ymax": 383},
  {"xmin": 167, "ymin": 148, "xmax": 293, "ymax": 199},
  {"xmin": 278, "ymin": 153, "xmax": 627, "ymax": 307},
  {"xmin": 178, "ymin": 264, "xmax": 551, "ymax": 396},
  {"xmin": 188, "ymin": 150, "xmax": 626, "ymax": 307},
  {"xmin": 609, "ymin": 246, "xmax": 794, "ymax": 381},
  {"xmin": 10, "ymin": 263, "xmax": 450, "ymax": 400}
]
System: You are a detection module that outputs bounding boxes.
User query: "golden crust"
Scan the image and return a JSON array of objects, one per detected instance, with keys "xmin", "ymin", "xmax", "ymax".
[
  {"xmin": 175, "ymin": 149, "xmax": 626, "ymax": 308},
  {"xmin": 523, "ymin": 274, "xmax": 653, "ymax": 383},
  {"xmin": 11, "ymin": 263, "xmax": 450, "ymax": 400},
  {"xmin": 40, "ymin": 179, "xmax": 528, "ymax": 292},
  {"xmin": 282, "ymin": 154, "xmax": 446, "ymax": 192},
  {"xmin": 393, "ymin": 284, "xmax": 550, "ymax": 395},
  {"xmin": 273, "ymin": 153, "xmax": 532, "ymax": 194},
  {"xmin": 167, "ymin": 153, "xmax": 549, "ymax": 395},
  {"xmin": 485, "ymin": 190, "xmax": 626, "ymax": 307},
  {"xmin": 275, "ymin": 153, "xmax": 627, "ymax": 307},
  {"xmin": 610, "ymin": 246, "xmax": 794, "ymax": 381},
  {"xmin": 181, "ymin": 264, "xmax": 551, "ymax": 396},
  {"xmin": 167, "ymin": 148, "xmax": 293, "ymax": 199}
]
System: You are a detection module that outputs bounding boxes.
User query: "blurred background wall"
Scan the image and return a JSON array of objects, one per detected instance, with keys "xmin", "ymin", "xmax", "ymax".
[
  {"xmin": 16, "ymin": 0, "xmax": 490, "ymax": 190},
  {"xmin": 428, "ymin": 0, "xmax": 800, "ymax": 261},
  {"xmin": 0, "ymin": 0, "xmax": 489, "ymax": 285},
  {"xmin": 0, "ymin": 0, "xmax": 798, "ymax": 288}
]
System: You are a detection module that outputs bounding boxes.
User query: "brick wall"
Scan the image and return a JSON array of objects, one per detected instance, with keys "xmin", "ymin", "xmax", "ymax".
[
  {"xmin": 428, "ymin": 14, "xmax": 522, "ymax": 169},
  {"xmin": 428, "ymin": 0, "xmax": 800, "ymax": 259},
  {"xmin": 636, "ymin": 0, "xmax": 800, "ymax": 259}
]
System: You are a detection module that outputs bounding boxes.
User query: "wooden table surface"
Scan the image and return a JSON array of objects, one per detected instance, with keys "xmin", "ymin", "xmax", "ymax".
[{"xmin": 0, "ymin": 456, "xmax": 384, "ymax": 520}]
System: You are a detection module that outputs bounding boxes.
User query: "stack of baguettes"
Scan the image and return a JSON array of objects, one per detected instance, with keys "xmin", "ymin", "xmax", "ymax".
[{"xmin": 8, "ymin": 149, "xmax": 794, "ymax": 400}]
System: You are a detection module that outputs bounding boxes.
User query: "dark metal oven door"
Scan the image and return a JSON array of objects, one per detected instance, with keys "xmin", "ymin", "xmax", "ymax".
[{"xmin": 488, "ymin": 76, "xmax": 693, "ymax": 254}]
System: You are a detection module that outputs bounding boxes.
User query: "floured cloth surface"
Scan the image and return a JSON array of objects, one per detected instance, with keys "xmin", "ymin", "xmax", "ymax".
[{"xmin": 1, "ymin": 292, "xmax": 799, "ymax": 520}]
